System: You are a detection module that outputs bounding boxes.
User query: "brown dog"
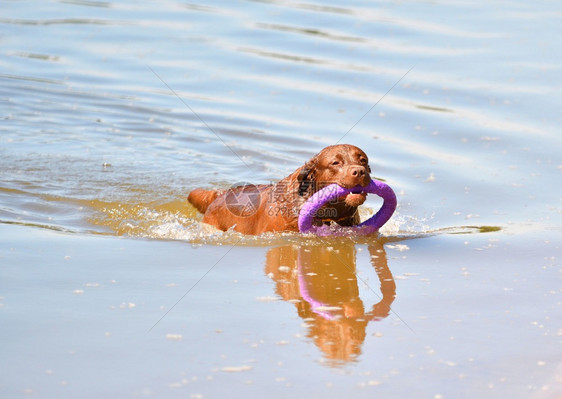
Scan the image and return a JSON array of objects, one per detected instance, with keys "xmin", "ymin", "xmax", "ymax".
[{"xmin": 187, "ymin": 144, "xmax": 371, "ymax": 235}]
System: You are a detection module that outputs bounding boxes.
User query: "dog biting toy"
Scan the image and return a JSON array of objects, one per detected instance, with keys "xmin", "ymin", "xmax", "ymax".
[{"xmin": 298, "ymin": 179, "xmax": 397, "ymax": 236}]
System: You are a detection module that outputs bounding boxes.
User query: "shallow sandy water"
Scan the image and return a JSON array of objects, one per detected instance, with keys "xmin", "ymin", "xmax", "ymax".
[{"xmin": 0, "ymin": 0, "xmax": 561, "ymax": 397}]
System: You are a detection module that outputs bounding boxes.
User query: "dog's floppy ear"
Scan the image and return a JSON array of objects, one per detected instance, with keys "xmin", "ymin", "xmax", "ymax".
[{"xmin": 297, "ymin": 161, "xmax": 316, "ymax": 196}]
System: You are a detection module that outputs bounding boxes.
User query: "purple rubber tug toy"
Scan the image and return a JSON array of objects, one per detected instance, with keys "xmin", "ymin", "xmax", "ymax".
[{"xmin": 298, "ymin": 179, "xmax": 397, "ymax": 236}]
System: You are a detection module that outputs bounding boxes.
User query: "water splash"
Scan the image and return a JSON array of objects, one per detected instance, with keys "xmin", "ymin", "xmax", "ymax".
[
  {"xmin": 83, "ymin": 198, "xmax": 497, "ymax": 246},
  {"xmin": 0, "ymin": 189, "xmax": 500, "ymax": 245}
]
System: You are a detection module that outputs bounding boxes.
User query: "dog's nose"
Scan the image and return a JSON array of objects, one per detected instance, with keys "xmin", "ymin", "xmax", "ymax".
[
  {"xmin": 347, "ymin": 165, "xmax": 369, "ymax": 187},
  {"xmin": 349, "ymin": 165, "xmax": 366, "ymax": 177}
]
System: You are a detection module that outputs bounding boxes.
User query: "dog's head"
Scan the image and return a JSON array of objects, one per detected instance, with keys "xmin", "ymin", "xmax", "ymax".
[{"xmin": 297, "ymin": 144, "xmax": 371, "ymax": 208}]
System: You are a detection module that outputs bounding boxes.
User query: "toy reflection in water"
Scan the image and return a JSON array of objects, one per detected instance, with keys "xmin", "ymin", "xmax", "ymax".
[{"xmin": 264, "ymin": 240, "xmax": 396, "ymax": 365}]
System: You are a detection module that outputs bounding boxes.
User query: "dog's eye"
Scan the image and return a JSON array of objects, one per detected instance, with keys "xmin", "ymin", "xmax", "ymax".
[{"xmin": 360, "ymin": 158, "xmax": 368, "ymax": 164}]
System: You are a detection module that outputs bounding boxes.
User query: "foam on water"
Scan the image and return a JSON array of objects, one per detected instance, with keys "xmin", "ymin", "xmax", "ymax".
[{"xmin": 82, "ymin": 196, "xmax": 482, "ymax": 246}]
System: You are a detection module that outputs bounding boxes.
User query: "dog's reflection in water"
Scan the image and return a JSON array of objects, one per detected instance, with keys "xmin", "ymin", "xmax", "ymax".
[{"xmin": 265, "ymin": 241, "xmax": 396, "ymax": 365}]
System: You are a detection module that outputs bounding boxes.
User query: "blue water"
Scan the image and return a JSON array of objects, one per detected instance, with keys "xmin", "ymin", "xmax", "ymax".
[{"xmin": 1, "ymin": 0, "xmax": 561, "ymax": 397}]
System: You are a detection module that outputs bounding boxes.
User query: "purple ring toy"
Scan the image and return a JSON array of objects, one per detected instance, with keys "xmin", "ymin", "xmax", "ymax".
[{"xmin": 298, "ymin": 179, "xmax": 397, "ymax": 236}]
